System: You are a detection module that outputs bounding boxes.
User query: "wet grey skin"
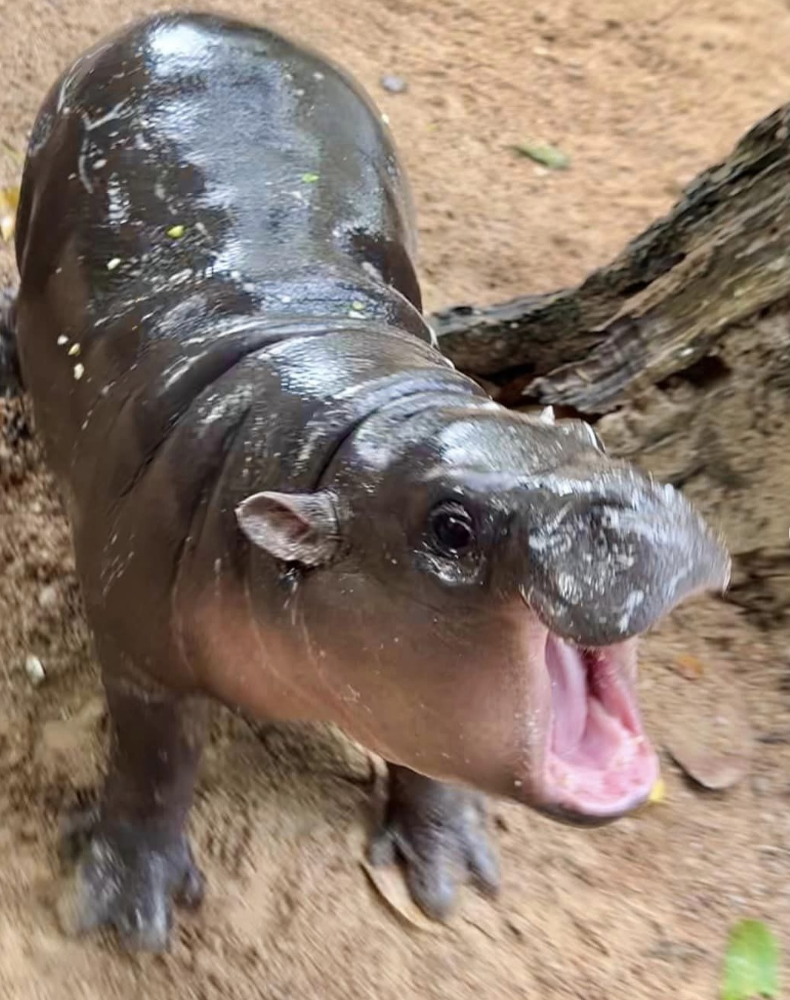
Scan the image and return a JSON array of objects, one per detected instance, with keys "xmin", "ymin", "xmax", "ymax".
[{"xmin": 8, "ymin": 11, "xmax": 730, "ymax": 952}]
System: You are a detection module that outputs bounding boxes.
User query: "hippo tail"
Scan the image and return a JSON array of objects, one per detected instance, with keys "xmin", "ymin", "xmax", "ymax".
[{"xmin": 0, "ymin": 287, "xmax": 22, "ymax": 397}]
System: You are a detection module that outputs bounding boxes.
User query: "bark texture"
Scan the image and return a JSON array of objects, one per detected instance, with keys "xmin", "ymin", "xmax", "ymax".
[{"xmin": 430, "ymin": 103, "xmax": 790, "ymax": 627}]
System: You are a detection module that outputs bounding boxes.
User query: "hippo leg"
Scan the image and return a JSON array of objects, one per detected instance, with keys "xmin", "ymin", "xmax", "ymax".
[
  {"xmin": 369, "ymin": 764, "xmax": 500, "ymax": 919},
  {"xmin": 0, "ymin": 287, "xmax": 22, "ymax": 396},
  {"xmin": 56, "ymin": 668, "xmax": 208, "ymax": 953}
]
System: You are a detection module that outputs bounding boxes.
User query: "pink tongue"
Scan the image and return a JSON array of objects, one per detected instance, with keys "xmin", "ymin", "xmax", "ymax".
[
  {"xmin": 546, "ymin": 637, "xmax": 588, "ymax": 755},
  {"xmin": 566, "ymin": 699, "xmax": 628, "ymax": 769}
]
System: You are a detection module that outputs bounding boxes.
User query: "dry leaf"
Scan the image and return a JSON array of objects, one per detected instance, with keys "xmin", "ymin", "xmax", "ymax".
[
  {"xmin": 360, "ymin": 859, "xmax": 442, "ymax": 933},
  {"xmin": 664, "ymin": 692, "xmax": 750, "ymax": 792},
  {"xmin": 512, "ymin": 141, "xmax": 570, "ymax": 170},
  {"xmin": 666, "ymin": 739, "xmax": 748, "ymax": 790},
  {"xmin": 675, "ymin": 652, "xmax": 705, "ymax": 679},
  {"xmin": 0, "ymin": 184, "xmax": 19, "ymax": 243}
]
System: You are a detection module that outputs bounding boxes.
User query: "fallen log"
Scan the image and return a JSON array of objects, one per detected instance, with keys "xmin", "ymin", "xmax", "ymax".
[{"xmin": 431, "ymin": 102, "xmax": 790, "ymax": 627}]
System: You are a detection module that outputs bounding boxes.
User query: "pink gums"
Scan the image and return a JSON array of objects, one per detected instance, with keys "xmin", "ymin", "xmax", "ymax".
[{"xmin": 544, "ymin": 635, "xmax": 659, "ymax": 816}]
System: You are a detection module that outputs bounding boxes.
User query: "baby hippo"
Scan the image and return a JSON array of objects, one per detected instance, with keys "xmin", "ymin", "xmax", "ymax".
[{"xmin": 4, "ymin": 10, "xmax": 730, "ymax": 951}]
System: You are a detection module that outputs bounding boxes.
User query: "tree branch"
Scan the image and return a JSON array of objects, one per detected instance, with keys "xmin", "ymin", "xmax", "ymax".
[{"xmin": 431, "ymin": 102, "xmax": 790, "ymax": 414}]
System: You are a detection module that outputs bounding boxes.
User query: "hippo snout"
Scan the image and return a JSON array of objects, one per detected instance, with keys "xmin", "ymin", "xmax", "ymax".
[{"xmin": 519, "ymin": 473, "xmax": 731, "ymax": 646}]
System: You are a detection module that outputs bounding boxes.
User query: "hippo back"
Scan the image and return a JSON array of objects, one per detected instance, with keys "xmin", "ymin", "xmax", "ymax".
[
  {"xmin": 11, "ymin": 12, "xmax": 456, "ymax": 685},
  {"xmin": 14, "ymin": 11, "xmax": 430, "ymax": 483}
]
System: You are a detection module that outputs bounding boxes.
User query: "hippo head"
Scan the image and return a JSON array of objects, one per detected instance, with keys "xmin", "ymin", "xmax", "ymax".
[{"xmin": 235, "ymin": 401, "xmax": 730, "ymax": 824}]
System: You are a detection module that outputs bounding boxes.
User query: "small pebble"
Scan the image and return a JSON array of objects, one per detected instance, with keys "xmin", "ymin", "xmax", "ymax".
[
  {"xmin": 38, "ymin": 585, "xmax": 59, "ymax": 610},
  {"xmin": 57, "ymin": 335, "xmax": 68, "ymax": 346},
  {"xmin": 752, "ymin": 775, "xmax": 770, "ymax": 795},
  {"xmin": 24, "ymin": 655, "xmax": 46, "ymax": 687},
  {"xmin": 106, "ymin": 257, "xmax": 121, "ymax": 271},
  {"xmin": 18, "ymin": 820, "xmax": 38, "ymax": 843},
  {"xmin": 380, "ymin": 74, "xmax": 408, "ymax": 94},
  {"xmin": 73, "ymin": 363, "xmax": 85, "ymax": 381}
]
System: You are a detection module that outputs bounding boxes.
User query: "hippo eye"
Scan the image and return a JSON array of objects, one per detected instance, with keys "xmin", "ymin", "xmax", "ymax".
[{"xmin": 428, "ymin": 502, "xmax": 476, "ymax": 557}]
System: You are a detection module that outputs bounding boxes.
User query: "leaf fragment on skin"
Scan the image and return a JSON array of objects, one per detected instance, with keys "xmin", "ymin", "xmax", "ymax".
[
  {"xmin": 166, "ymin": 224, "xmax": 185, "ymax": 238},
  {"xmin": 301, "ymin": 172, "xmax": 319, "ymax": 183},
  {"xmin": 722, "ymin": 918, "xmax": 780, "ymax": 1000},
  {"xmin": 512, "ymin": 142, "xmax": 570, "ymax": 170}
]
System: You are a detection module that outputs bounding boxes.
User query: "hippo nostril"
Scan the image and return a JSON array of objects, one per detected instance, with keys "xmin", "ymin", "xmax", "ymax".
[
  {"xmin": 577, "ymin": 500, "xmax": 632, "ymax": 554},
  {"xmin": 589, "ymin": 529, "xmax": 611, "ymax": 562}
]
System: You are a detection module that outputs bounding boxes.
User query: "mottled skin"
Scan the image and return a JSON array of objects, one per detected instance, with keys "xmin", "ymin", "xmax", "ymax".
[{"xmin": 11, "ymin": 12, "xmax": 729, "ymax": 952}]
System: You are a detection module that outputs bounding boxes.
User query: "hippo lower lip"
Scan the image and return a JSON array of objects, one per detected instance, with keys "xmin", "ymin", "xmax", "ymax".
[{"xmin": 539, "ymin": 633, "xmax": 659, "ymax": 818}]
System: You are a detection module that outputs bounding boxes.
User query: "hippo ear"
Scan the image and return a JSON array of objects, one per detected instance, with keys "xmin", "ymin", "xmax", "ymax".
[{"xmin": 235, "ymin": 490, "xmax": 340, "ymax": 566}]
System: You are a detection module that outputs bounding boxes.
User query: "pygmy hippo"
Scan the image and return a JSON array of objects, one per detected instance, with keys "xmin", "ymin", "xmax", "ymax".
[{"xmin": 4, "ymin": 10, "xmax": 730, "ymax": 951}]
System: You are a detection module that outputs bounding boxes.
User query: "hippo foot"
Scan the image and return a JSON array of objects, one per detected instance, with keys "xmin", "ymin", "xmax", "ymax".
[
  {"xmin": 0, "ymin": 287, "xmax": 21, "ymax": 396},
  {"xmin": 368, "ymin": 766, "xmax": 500, "ymax": 920},
  {"xmin": 56, "ymin": 806, "xmax": 204, "ymax": 953}
]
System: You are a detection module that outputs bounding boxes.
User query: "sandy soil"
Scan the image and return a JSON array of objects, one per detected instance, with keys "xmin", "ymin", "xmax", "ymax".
[{"xmin": 1, "ymin": 1, "xmax": 790, "ymax": 997}]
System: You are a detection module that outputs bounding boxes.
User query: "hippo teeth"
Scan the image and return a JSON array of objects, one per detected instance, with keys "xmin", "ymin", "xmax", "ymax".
[{"xmin": 543, "ymin": 635, "xmax": 659, "ymax": 816}]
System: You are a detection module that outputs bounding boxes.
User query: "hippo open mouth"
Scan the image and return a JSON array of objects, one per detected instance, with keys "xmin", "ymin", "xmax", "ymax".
[{"xmin": 541, "ymin": 633, "xmax": 659, "ymax": 819}]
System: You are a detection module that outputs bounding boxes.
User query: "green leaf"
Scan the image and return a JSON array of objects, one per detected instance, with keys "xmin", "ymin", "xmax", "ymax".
[
  {"xmin": 722, "ymin": 919, "xmax": 780, "ymax": 1000},
  {"xmin": 512, "ymin": 141, "xmax": 570, "ymax": 170},
  {"xmin": 166, "ymin": 224, "xmax": 186, "ymax": 239},
  {"xmin": 301, "ymin": 172, "xmax": 320, "ymax": 183}
]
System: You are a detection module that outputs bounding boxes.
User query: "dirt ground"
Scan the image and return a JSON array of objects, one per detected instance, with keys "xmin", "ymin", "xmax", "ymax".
[{"xmin": 2, "ymin": 0, "xmax": 790, "ymax": 997}]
